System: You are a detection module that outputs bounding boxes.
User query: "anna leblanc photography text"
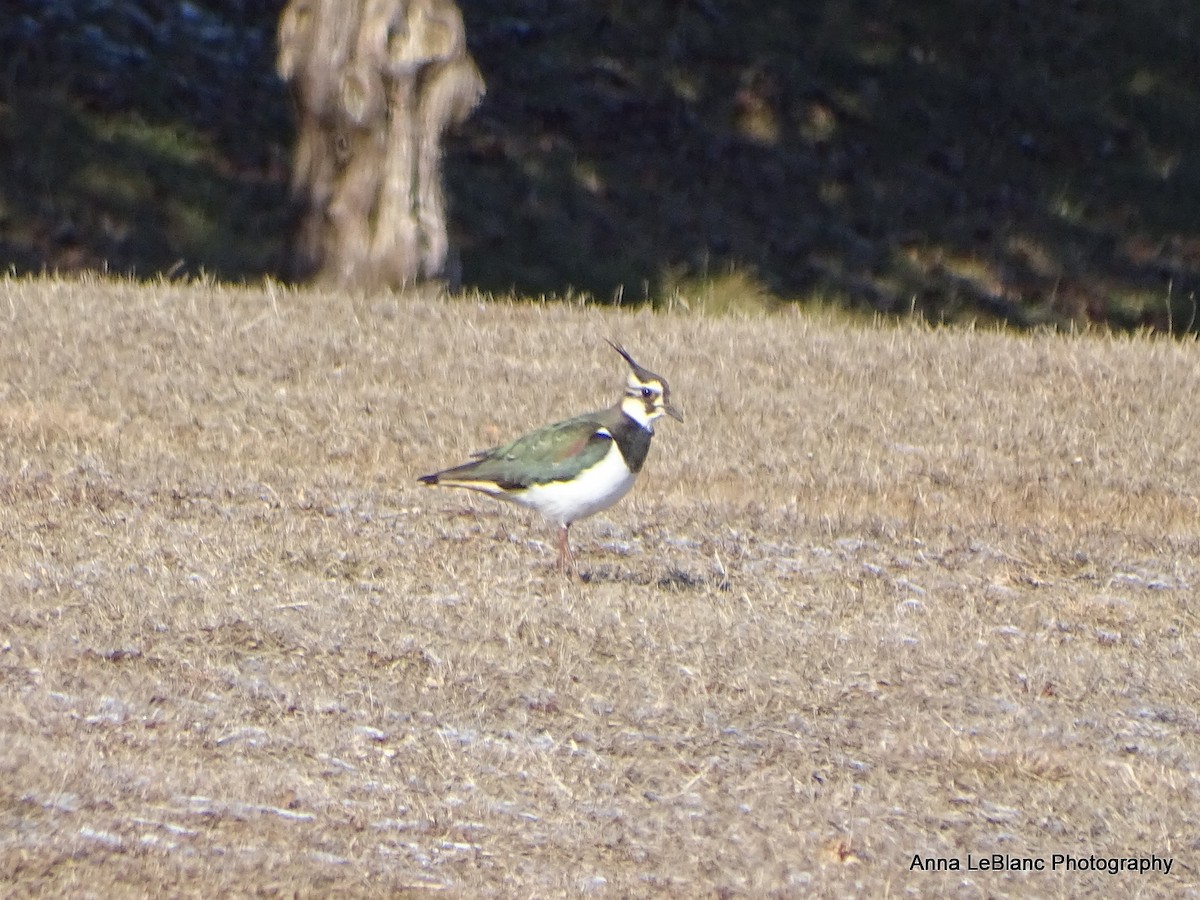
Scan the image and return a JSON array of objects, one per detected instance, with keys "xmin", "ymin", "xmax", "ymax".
[{"xmin": 909, "ymin": 854, "xmax": 1175, "ymax": 875}]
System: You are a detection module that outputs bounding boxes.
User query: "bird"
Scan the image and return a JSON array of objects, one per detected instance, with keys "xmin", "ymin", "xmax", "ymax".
[{"xmin": 418, "ymin": 341, "xmax": 683, "ymax": 574}]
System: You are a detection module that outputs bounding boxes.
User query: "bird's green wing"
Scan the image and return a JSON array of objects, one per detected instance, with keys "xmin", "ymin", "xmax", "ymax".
[{"xmin": 438, "ymin": 413, "xmax": 614, "ymax": 489}]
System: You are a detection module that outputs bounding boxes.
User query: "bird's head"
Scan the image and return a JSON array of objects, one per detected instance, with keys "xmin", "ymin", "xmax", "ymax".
[{"xmin": 607, "ymin": 340, "xmax": 684, "ymax": 429}]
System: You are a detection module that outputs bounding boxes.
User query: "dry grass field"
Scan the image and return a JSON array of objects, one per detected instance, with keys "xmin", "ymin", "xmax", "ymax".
[{"xmin": 2, "ymin": 276, "xmax": 1199, "ymax": 897}]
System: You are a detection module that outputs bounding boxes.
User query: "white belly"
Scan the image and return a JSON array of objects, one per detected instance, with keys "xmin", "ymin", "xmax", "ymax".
[{"xmin": 514, "ymin": 443, "xmax": 637, "ymax": 525}]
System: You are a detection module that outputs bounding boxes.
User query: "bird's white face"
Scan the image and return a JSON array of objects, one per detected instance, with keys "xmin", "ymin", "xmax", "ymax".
[{"xmin": 621, "ymin": 372, "xmax": 683, "ymax": 430}]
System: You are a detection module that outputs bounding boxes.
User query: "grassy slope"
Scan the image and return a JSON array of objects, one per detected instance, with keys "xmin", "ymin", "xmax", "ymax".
[
  {"xmin": 3, "ymin": 1, "xmax": 1200, "ymax": 327},
  {"xmin": 1, "ymin": 276, "xmax": 1199, "ymax": 894}
]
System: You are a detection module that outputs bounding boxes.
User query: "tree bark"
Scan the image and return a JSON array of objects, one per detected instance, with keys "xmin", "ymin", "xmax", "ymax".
[{"xmin": 277, "ymin": 0, "xmax": 484, "ymax": 289}]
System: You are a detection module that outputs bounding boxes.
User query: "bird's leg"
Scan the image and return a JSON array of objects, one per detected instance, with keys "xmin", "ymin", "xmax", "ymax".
[{"xmin": 556, "ymin": 523, "xmax": 576, "ymax": 577}]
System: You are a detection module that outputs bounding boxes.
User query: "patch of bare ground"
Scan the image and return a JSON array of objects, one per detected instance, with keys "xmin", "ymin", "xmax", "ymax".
[{"xmin": 1, "ymin": 276, "xmax": 1198, "ymax": 896}]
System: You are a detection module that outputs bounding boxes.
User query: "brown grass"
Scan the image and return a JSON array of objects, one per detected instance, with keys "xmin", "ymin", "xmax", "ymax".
[{"xmin": 1, "ymin": 275, "xmax": 1198, "ymax": 896}]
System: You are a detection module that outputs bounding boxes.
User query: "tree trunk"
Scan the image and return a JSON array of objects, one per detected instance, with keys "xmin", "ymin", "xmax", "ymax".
[{"xmin": 276, "ymin": 0, "xmax": 484, "ymax": 289}]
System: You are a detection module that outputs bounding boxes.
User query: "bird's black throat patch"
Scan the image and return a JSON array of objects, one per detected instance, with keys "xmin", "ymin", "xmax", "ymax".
[{"xmin": 611, "ymin": 414, "xmax": 653, "ymax": 473}]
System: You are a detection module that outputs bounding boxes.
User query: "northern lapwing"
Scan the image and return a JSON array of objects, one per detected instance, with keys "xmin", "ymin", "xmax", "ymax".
[{"xmin": 419, "ymin": 341, "xmax": 683, "ymax": 574}]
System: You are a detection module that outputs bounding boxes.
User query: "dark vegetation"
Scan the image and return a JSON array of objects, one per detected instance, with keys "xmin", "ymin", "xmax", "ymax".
[
  {"xmin": 0, "ymin": 0, "xmax": 290, "ymax": 277},
  {"xmin": 3, "ymin": 0, "xmax": 1200, "ymax": 327}
]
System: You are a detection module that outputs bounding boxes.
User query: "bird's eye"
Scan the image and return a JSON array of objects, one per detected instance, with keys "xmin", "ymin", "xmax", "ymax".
[{"xmin": 640, "ymin": 387, "xmax": 655, "ymax": 399}]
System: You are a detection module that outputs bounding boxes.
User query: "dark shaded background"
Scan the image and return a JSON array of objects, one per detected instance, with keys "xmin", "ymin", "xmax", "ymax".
[{"xmin": 3, "ymin": 0, "xmax": 1199, "ymax": 327}]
